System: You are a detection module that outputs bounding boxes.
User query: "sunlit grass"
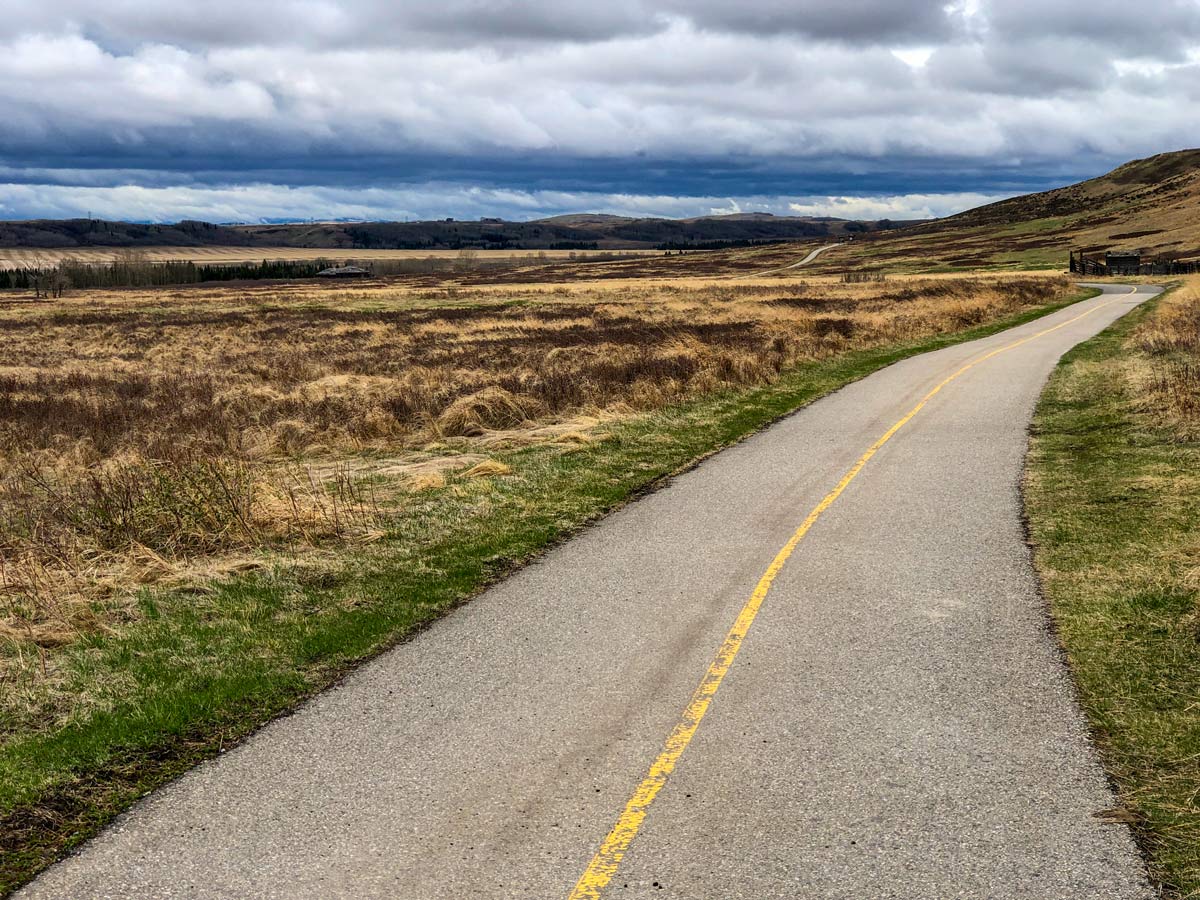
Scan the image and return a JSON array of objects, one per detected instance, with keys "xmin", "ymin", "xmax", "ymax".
[{"xmin": 1026, "ymin": 281, "xmax": 1200, "ymax": 898}]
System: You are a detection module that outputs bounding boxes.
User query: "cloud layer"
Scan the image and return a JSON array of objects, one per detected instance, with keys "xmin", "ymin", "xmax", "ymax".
[
  {"xmin": 0, "ymin": 181, "xmax": 1012, "ymax": 224},
  {"xmin": 3, "ymin": 1, "xmax": 1199, "ymax": 222}
]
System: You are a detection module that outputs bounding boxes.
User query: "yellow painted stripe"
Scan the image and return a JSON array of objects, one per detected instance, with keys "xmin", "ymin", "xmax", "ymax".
[{"xmin": 568, "ymin": 287, "xmax": 1139, "ymax": 899}]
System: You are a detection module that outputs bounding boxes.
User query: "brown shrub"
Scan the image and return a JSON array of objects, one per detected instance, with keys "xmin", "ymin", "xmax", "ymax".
[{"xmin": 437, "ymin": 386, "xmax": 545, "ymax": 436}]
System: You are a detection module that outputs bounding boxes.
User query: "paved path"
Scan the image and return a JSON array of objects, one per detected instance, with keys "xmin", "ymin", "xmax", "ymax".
[
  {"xmin": 22, "ymin": 285, "xmax": 1159, "ymax": 899},
  {"xmin": 735, "ymin": 242, "xmax": 844, "ymax": 278}
]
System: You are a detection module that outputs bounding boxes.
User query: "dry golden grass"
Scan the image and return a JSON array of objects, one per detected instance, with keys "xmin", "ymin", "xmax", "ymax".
[
  {"xmin": 1131, "ymin": 276, "xmax": 1200, "ymax": 437},
  {"xmin": 0, "ymin": 271, "xmax": 1071, "ymax": 669}
]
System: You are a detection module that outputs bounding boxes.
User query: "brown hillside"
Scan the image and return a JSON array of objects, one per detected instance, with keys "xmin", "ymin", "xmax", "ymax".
[
  {"xmin": 941, "ymin": 148, "xmax": 1200, "ymax": 231},
  {"xmin": 839, "ymin": 149, "xmax": 1200, "ymax": 271}
]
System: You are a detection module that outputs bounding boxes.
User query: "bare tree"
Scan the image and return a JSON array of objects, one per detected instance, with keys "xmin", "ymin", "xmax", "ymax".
[
  {"xmin": 27, "ymin": 251, "xmax": 49, "ymax": 299},
  {"xmin": 48, "ymin": 268, "xmax": 71, "ymax": 298},
  {"xmin": 455, "ymin": 247, "xmax": 479, "ymax": 273}
]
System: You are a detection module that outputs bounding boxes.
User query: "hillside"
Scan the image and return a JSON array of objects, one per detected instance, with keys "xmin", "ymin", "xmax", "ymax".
[
  {"xmin": 846, "ymin": 149, "xmax": 1200, "ymax": 271},
  {"xmin": 940, "ymin": 149, "xmax": 1200, "ymax": 231},
  {"xmin": 0, "ymin": 219, "xmax": 255, "ymax": 250},
  {"xmin": 0, "ymin": 213, "xmax": 903, "ymax": 252}
]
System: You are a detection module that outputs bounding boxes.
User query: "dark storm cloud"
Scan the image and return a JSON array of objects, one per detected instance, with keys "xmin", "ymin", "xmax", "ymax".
[{"xmin": 2, "ymin": 0, "xmax": 1200, "ymax": 221}]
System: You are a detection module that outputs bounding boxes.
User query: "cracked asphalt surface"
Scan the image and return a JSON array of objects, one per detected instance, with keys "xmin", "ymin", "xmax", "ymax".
[{"xmin": 20, "ymin": 283, "xmax": 1159, "ymax": 899}]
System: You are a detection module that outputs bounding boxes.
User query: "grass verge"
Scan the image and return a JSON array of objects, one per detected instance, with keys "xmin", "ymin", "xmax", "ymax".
[
  {"xmin": 1026, "ymin": 285, "xmax": 1200, "ymax": 898},
  {"xmin": 0, "ymin": 287, "xmax": 1098, "ymax": 894}
]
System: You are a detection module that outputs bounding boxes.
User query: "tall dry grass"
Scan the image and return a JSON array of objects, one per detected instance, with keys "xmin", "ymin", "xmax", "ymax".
[
  {"xmin": 1133, "ymin": 277, "xmax": 1200, "ymax": 437},
  {"xmin": 0, "ymin": 274, "xmax": 1069, "ymax": 658}
]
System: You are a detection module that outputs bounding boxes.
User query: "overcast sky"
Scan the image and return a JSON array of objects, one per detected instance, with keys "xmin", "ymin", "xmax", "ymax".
[{"xmin": 4, "ymin": 0, "xmax": 1200, "ymax": 223}]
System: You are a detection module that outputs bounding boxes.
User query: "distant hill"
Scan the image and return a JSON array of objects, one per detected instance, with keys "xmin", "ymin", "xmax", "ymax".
[
  {"xmin": 935, "ymin": 148, "xmax": 1200, "ymax": 239},
  {"xmin": 842, "ymin": 148, "xmax": 1200, "ymax": 271},
  {"xmin": 0, "ymin": 213, "xmax": 907, "ymax": 252},
  {"xmin": 0, "ymin": 219, "xmax": 255, "ymax": 249}
]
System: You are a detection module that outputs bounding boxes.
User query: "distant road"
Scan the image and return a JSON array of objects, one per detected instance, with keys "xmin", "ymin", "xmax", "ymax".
[
  {"xmin": 734, "ymin": 241, "xmax": 844, "ymax": 278},
  {"xmin": 22, "ymin": 285, "xmax": 1157, "ymax": 899}
]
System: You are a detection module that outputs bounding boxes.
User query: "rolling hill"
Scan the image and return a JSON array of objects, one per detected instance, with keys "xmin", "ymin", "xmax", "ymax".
[
  {"xmin": 0, "ymin": 213, "xmax": 904, "ymax": 252},
  {"xmin": 849, "ymin": 148, "xmax": 1200, "ymax": 271}
]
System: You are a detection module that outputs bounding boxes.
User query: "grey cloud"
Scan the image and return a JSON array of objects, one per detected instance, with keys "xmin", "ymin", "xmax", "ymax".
[
  {"xmin": 2, "ymin": 0, "xmax": 1200, "ymax": 222},
  {"xmin": 17, "ymin": 0, "xmax": 955, "ymax": 50},
  {"xmin": 927, "ymin": 38, "xmax": 1114, "ymax": 96},
  {"xmin": 0, "ymin": 180, "xmax": 1015, "ymax": 223},
  {"xmin": 674, "ymin": 0, "xmax": 955, "ymax": 43},
  {"xmin": 17, "ymin": 1, "xmax": 657, "ymax": 49},
  {"xmin": 377, "ymin": 2, "xmax": 657, "ymax": 44},
  {"xmin": 983, "ymin": 0, "xmax": 1200, "ymax": 59}
]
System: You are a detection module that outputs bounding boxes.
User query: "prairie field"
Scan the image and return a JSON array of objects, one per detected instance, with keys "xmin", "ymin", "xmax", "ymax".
[
  {"xmin": 0, "ymin": 266, "xmax": 1087, "ymax": 890},
  {"xmin": 0, "ymin": 272, "xmax": 1069, "ymax": 679}
]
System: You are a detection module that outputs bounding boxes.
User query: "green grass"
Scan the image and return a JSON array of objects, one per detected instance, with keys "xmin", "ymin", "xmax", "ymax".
[
  {"xmin": 989, "ymin": 246, "xmax": 1069, "ymax": 269},
  {"xmin": 0, "ymin": 287, "xmax": 1099, "ymax": 894},
  {"xmin": 1025, "ymin": 289, "xmax": 1200, "ymax": 898},
  {"xmin": 996, "ymin": 215, "xmax": 1071, "ymax": 236}
]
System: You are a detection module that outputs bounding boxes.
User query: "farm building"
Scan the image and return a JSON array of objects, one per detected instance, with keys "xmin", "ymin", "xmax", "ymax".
[
  {"xmin": 1104, "ymin": 251, "xmax": 1141, "ymax": 275},
  {"xmin": 1069, "ymin": 248, "xmax": 1157, "ymax": 276},
  {"xmin": 316, "ymin": 265, "xmax": 371, "ymax": 278}
]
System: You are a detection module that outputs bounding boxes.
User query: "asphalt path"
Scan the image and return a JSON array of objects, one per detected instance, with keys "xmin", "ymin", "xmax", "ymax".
[{"xmin": 21, "ymin": 283, "xmax": 1159, "ymax": 899}]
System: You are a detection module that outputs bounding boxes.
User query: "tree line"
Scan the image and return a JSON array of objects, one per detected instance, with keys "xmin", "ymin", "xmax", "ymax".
[{"xmin": 0, "ymin": 258, "xmax": 346, "ymax": 291}]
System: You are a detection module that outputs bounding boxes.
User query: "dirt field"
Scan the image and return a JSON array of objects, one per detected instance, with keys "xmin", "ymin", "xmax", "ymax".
[{"xmin": 0, "ymin": 240, "xmax": 894, "ymax": 287}]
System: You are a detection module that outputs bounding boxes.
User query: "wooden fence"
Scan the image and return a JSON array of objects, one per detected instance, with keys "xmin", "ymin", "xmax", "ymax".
[{"xmin": 1069, "ymin": 249, "xmax": 1200, "ymax": 277}]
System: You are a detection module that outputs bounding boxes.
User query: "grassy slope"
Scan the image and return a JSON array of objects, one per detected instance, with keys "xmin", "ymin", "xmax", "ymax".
[
  {"xmin": 0, "ymin": 287, "xmax": 1097, "ymax": 894},
  {"xmin": 1026, "ymin": 290, "xmax": 1200, "ymax": 897},
  {"xmin": 817, "ymin": 149, "xmax": 1200, "ymax": 274}
]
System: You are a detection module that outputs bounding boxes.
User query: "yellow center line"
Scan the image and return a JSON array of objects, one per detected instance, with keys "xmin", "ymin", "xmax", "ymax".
[{"xmin": 568, "ymin": 287, "xmax": 1139, "ymax": 899}]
